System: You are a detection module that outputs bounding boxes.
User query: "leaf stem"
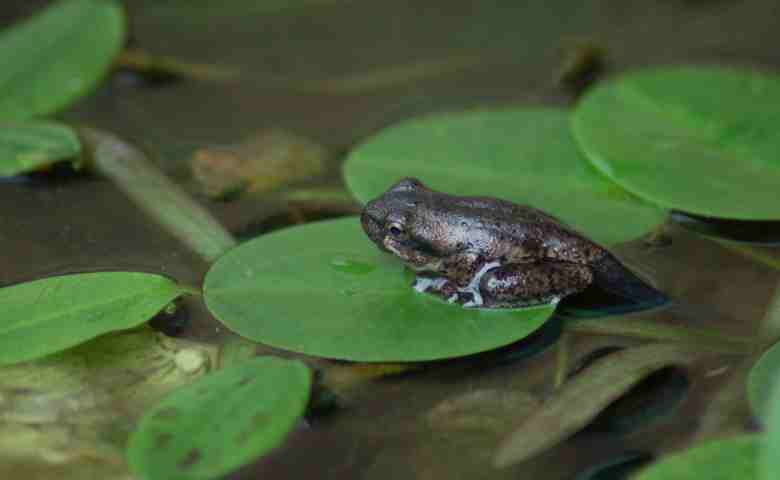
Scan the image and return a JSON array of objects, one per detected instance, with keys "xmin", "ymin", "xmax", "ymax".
[{"xmin": 78, "ymin": 127, "xmax": 237, "ymax": 263}]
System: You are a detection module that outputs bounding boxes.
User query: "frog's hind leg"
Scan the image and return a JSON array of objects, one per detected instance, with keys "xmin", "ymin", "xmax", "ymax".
[
  {"xmin": 412, "ymin": 274, "xmax": 458, "ymax": 301},
  {"xmin": 477, "ymin": 262, "xmax": 593, "ymax": 308},
  {"xmin": 590, "ymin": 254, "xmax": 669, "ymax": 309}
]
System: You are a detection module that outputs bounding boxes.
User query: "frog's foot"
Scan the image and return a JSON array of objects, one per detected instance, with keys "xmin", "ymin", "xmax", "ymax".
[{"xmin": 413, "ymin": 275, "xmax": 450, "ymax": 293}]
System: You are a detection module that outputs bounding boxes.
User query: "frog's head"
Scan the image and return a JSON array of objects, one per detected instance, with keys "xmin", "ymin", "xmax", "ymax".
[{"xmin": 361, "ymin": 178, "xmax": 444, "ymax": 271}]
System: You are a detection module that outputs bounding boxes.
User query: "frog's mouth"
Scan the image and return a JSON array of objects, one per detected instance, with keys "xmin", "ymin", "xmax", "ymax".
[{"xmin": 383, "ymin": 236, "xmax": 441, "ymax": 272}]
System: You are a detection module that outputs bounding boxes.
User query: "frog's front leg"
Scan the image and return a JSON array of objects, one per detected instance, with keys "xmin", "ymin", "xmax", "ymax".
[
  {"xmin": 412, "ymin": 250, "xmax": 485, "ymax": 305},
  {"xmin": 475, "ymin": 262, "xmax": 593, "ymax": 308}
]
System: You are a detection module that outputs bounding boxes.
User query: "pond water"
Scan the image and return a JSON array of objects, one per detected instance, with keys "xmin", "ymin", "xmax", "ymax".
[{"xmin": 2, "ymin": 1, "xmax": 780, "ymax": 479}]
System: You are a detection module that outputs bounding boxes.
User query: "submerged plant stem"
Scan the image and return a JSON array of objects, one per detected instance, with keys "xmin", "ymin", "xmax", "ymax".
[
  {"xmin": 116, "ymin": 48, "xmax": 241, "ymax": 82},
  {"xmin": 79, "ymin": 127, "xmax": 237, "ymax": 263},
  {"xmin": 177, "ymin": 284, "xmax": 203, "ymax": 297},
  {"xmin": 710, "ymin": 237, "xmax": 780, "ymax": 271},
  {"xmin": 563, "ymin": 316, "xmax": 760, "ymax": 355}
]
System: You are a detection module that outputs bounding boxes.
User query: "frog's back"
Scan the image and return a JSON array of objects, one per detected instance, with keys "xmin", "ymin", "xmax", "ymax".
[{"xmin": 429, "ymin": 192, "xmax": 605, "ymax": 264}]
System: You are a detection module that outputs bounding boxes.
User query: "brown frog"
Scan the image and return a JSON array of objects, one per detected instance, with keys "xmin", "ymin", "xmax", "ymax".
[{"xmin": 361, "ymin": 178, "xmax": 663, "ymax": 309}]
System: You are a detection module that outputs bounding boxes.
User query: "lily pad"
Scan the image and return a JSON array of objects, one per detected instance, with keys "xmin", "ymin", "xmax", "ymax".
[
  {"xmin": 0, "ymin": 0, "xmax": 125, "ymax": 120},
  {"xmin": 0, "ymin": 272, "xmax": 184, "ymax": 365},
  {"xmin": 747, "ymin": 339, "xmax": 780, "ymax": 423},
  {"xmin": 572, "ymin": 66, "xmax": 780, "ymax": 221},
  {"xmin": 763, "ymin": 379, "xmax": 780, "ymax": 480},
  {"xmin": 632, "ymin": 434, "xmax": 759, "ymax": 480},
  {"xmin": 344, "ymin": 108, "xmax": 665, "ymax": 245},
  {"xmin": 126, "ymin": 356, "xmax": 311, "ymax": 480},
  {"xmin": 0, "ymin": 121, "xmax": 80, "ymax": 176},
  {"xmin": 204, "ymin": 217, "xmax": 556, "ymax": 362}
]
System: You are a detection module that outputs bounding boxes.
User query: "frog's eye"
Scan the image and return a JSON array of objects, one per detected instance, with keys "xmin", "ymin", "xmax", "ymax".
[{"xmin": 388, "ymin": 223, "xmax": 405, "ymax": 238}]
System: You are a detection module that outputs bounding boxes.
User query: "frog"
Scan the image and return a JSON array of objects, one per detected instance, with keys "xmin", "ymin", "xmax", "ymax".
[{"xmin": 360, "ymin": 177, "xmax": 662, "ymax": 309}]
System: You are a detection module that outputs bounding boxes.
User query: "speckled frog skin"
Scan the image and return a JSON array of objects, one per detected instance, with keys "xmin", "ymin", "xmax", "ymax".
[{"xmin": 361, "ymin": 177, "xmax": 617, "ymax": 308}]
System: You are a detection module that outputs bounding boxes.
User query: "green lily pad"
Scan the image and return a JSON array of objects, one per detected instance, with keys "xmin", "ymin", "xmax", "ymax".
[
  {"xmin": 747, "ymin": 340, "xmax": 780, "ymax": 423},
  {"xmin": 0, "ymin": 272, "xmax": 184, "ymax": 365},
  {"xmin": 763, "ymin": 379, "xmax": 780, "ymax": 480},
  {"xmin": 344, "ymin": 108, "xmax": 665, "ymax": 245},
  {"xmin": 126, "ymin": 356, "xmax": 311, "ymax": 480},
  {"xmin": 0, "ymin": 0, "xmax": 125, "ymax": 120},
  {"xmin": 572, "ymin": 66, "xmax": 780, "ymax": 221},
  {"xmin": 632, "ymin": 434, "xmax": 759, "ymax": 480},
  {"xmin": 204, "ymin": 217, "xmax": 556, "ymax": 362},
  {"xmin": 0, "ymin": 121, "xmax": 80, "ymax": 176}
]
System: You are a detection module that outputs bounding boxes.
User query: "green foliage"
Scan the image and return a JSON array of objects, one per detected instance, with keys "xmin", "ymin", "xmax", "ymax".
[
  {"xmin": 572, "ymin": 66, "xmax": 780, "ymax": 220},
  {"xmin": 0, "ymin": 272, "xmax": 184, "ymax": 365},
  {"xmin": 763, "ymin": 379, "xmax": 780, "ymax": 480},
  {"xmin": 204, "ymin": 217, "xmax": 556, "ymax": 362},
  {"xmin": 632, "ymin": 434, "xmax": 759, "ymax": 480},
  {"xmin": 344, "ymin": 108, "xmax": 665, "ymax": 245},
  {"xmin": 748, "ymin": 340, "xmax": 780, "ymax": 423},
  {"xmin": 126, "ymin": 357, "xmax": 311, "ymax": 480},
  {"xmin": 0, "ymin": 0, "xmax": 125, "ymax": 120},
  {"xmin": 0, "ymin": 121, "xmax": 80, "ymax": 176}
]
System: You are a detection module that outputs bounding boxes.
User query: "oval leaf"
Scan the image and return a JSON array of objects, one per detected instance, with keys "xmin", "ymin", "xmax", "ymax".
[
  {"xmin": 763, "ymin": 378, "xmax": 780, "ymax": 480},
  {"xmin": 572, "ymin": 66, "xmax": 780, "ymax": 221},
  {"xmin": 494, "ymin": 344, "xmax": 703, "ymax": 468},
  {"xmin": 0, "ymin": 272, "xmax": 184, "ymax": 365},
  {"xmin": 0, "ymin": 0, "xmax": 125, "ymax": 120},
  {"xmin": 204, "ymin": 217, "xmax": 556, "ymax": 362},
  {"xmin": 633, "ymin": 434, "xmax": 759, "ymax": 480},
  {"xmin": 344, "ymin": 108, "xmax": 665, "ymax": 245},
  {"xmin": 126, "ymin": 356, "xmax": 311, "ymax": 480},
  {"xmin": 747, "ymin": 339, "xmax": 780, "ymax": 423},
  {"xmin": 0, "ymin": 121, "xmax": 80, "ymax": 176}
]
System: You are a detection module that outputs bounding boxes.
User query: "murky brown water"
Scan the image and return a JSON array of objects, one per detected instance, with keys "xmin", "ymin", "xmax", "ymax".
[{"xmin": 2, "ymin": 1, "xmax": 780, "ymax": 478}]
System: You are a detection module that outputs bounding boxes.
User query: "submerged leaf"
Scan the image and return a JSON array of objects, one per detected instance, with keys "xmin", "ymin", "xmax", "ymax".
[
  {"xmin": 633, "ymin": 434, "xmax": 759, "ymax": 480},
  {"xmin": 204, "ymin": 217, "xmax": 556, "ymax": 362},
  {"xmin": 126, "ymin": 356, "xmax": 311, "ymax": 480},
  {"xmin": 0, "ymin": 327, "xmax": 218, "ymax": 480},
  {"xmin": 190, "ymin": 129, "xmax": 328, "ymax": 199},
  {"xmin": 0, "ymin": 122, "xmax": 80, "ymax": 176},
  {"xmin": 494, "ymin": 344, "xmax": 705, "ymax": 468},
  {"xmin": 0, "ymin": 0, "xmax": 125, "ymax": 120},
  {"xmin": 344, "ymin": 108, "xmax": 665, "ymax": 245},
  {"xmin": 0, "ymin": 272, "xmax": 184, "ymax": 365},
  {"xmin": 572, "ymin": 66, "xmax": 780, "ymax": 221},
  {"xmin": 80, "ymin": 127, "xmax": 237, "ymax": 262},
  {"xmin": 563, "ymin": 315, "xmax": 759, "ymax": 354}
]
